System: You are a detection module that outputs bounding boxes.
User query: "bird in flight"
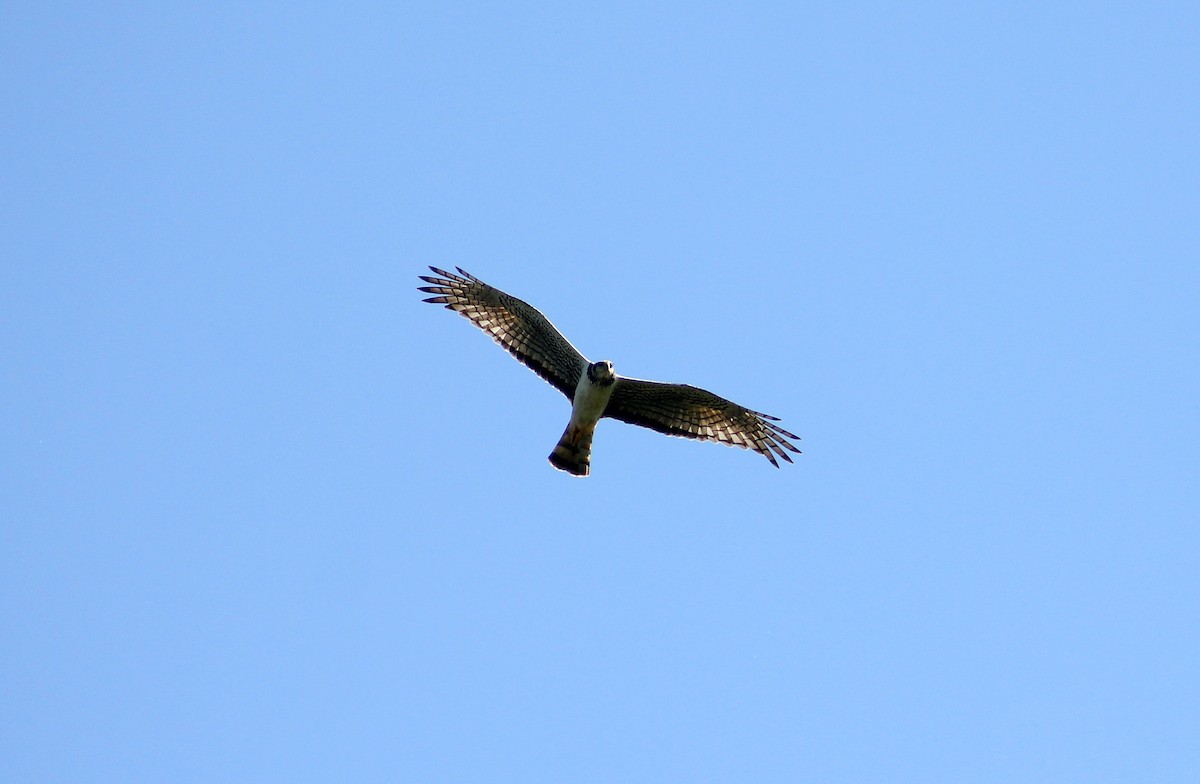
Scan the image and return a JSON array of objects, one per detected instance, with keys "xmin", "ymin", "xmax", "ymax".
[{"xmin": 419, "ymin": 267, "xmax": 800, "ymax": 476}]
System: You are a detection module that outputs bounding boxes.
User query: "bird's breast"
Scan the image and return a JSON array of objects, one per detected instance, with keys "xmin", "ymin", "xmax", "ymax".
[{"xmin": 569, "ymin": 374, "xmax": 617, "ymax": 427}]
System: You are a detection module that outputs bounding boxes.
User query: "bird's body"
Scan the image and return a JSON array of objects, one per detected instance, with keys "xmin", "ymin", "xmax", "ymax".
[
  {"xmin": 419, "ymin": 267, "xmax": 799, "ymax": 476},
  {"xmin": 549, "ymin": 360, "xmax": 616, "ymax": 476}
]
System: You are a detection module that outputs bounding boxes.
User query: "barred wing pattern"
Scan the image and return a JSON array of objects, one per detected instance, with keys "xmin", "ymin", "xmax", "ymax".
[
  {"xmin": 604, "ymin": 378, "xmax": 801, "ymax": 467},
  {"xmin": 419, "ymin": 267, "xmax": 587, "ymax": 399}
]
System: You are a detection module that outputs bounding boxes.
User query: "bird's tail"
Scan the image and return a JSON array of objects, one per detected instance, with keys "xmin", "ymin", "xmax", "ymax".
[{"xmin": 548, "ymin": 423, "xmax": 594, "ymax": 477}]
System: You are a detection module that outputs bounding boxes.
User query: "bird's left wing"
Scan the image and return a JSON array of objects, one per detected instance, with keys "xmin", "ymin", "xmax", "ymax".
[
  {"xmin": 603, "ymin": 378, "xmax": 800, "ymax": 467},
  {"xmin": 419, "ymin": 267, "xmax": 588, "ymax": 400}
]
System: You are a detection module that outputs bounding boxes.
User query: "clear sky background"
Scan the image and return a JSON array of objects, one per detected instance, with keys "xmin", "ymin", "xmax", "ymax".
[{"xmin": 3, "ymin": 3, "xmax": 1197, "ymax": 782}]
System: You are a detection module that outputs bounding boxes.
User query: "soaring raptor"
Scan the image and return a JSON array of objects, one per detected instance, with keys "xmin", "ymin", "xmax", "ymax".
[{"xmin": 419, "ymin": 267, "xmax": 800, "ymax": 476}]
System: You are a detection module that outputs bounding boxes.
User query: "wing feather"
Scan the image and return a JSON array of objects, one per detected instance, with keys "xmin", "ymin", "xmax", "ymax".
[
  {"xmin": 603, "ymin": 378, "xmax": 800, "ymax": 467},
  {"xmin": 419, "ymin": 267, "xmax": 587, "ymax": 399}
]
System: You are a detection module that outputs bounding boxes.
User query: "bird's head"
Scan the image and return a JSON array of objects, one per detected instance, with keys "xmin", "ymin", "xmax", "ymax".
[{"xmin": 587, "ymin": 360, "xmax": 615, "ymax": 385}]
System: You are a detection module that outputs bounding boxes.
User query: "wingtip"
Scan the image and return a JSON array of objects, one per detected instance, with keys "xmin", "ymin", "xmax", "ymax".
[{"xmin": 425, "ymin": 266, "xmax": 479, "ymax": 285}]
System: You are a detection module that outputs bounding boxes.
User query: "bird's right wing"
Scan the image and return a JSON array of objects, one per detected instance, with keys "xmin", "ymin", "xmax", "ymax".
[
  {"xmin": 419, "ymin": 267, "xmax": 588, "ymax": 400},
  {"xmin": 604, "ymin": 377, "xmax": 800, "ymax": 467}
]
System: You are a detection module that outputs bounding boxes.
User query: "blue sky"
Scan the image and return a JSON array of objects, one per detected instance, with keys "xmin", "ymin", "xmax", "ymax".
[{"xmin": 3, "ymin": 2, "xmax": 1197, "ymax": 781}]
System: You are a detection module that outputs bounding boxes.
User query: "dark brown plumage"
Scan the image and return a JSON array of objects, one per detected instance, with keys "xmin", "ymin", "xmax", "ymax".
[{"xmin": 421, "ymin": 266, "xmax": 800, "ymax": 471}]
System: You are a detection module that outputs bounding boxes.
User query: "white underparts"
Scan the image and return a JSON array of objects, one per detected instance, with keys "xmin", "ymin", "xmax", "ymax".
[
  {"xmin": 568, "ymin": 369, "xmax": 616, "ymax": 431},
  {"xmin": 547, "ymin": 368, "xmax": 617, "ymax": 476}
]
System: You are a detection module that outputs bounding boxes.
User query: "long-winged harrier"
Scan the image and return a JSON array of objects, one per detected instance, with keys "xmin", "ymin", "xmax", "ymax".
[{"xmin": 419, "ymin": 267, "xmax": 800, "ymax": 476}]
